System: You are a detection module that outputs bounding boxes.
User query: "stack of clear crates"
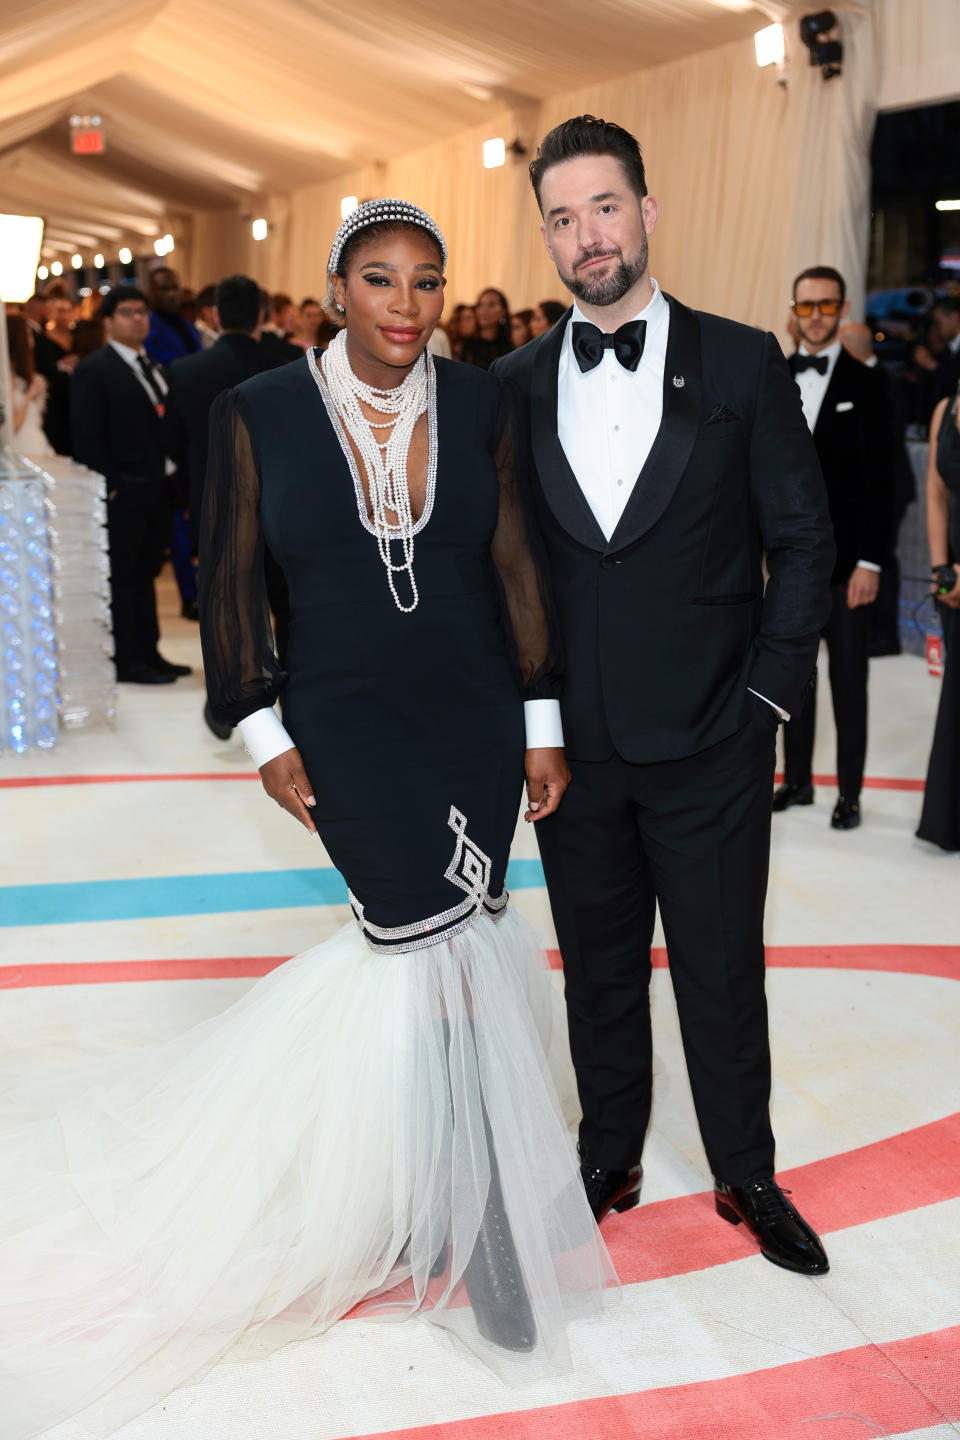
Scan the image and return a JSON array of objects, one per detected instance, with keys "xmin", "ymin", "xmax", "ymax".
[
  {"xmin": 32, "ymin": 456, "xmax": 116, "ymax": 731},
  {"xmin": 0, "ymin": 460, "xmax": 60, "ymax": 754}
]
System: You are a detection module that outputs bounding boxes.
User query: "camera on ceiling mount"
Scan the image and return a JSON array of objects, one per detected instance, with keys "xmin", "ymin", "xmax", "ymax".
[{"xmin": 800, "ymin": 9, "xmax": 843, "ymax": 80}]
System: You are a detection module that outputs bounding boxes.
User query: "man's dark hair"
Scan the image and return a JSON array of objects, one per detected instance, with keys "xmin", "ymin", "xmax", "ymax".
[
  {"xmin": 215, "ymin": 274, "xmax": 261, "ymax": 333},
  {"xmin": 195, "ymin": 283, "xmax": 217, "ymax": 310},
  {"xmin": 792, "ymin": 266, "xmax": 846, "ymax": 303},
  {"xmin": 99, "ymin": 285, "xmax": 149, "ymax": 319},
  {"xmin": 933, "ymin": 295, "xmax": 960, "ymax": 318},
  {"xmin": 529, "ymin": 115, "xmax": 647, "ymax": 213}
]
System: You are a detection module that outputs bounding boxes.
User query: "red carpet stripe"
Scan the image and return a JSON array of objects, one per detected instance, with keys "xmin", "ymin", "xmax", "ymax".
[
  {"xmin": 0, "ymin": 770, "xmax": 926, "ymax": 791},
  {"xmin": 348, "ymin": 1325, "xmax": 960, "ymax": 1440},
  {"xmin": 3, "ymin": 944, "xmax": 957, "ymax": 990},
  {"xmin": 603, "ymin": 1110, "xmax": 960, "ymax": 1284}
]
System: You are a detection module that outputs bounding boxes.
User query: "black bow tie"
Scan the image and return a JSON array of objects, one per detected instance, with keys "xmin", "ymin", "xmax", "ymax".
[
  {"xmin": 792, "ymin": 353, "xmax": 829, "ymax": 377},
  {"xmin": 572, "ymin": 319, "xmax": 647, "ymax": 374}
]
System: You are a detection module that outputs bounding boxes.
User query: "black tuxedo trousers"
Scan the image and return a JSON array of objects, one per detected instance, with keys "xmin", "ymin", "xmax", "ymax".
[{"xmin": 538, "ymin": 701, "xmax": 778, "ymax": 1183}]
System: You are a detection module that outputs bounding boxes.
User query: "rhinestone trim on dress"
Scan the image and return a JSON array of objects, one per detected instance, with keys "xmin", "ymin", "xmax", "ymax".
[{"xmin": 349, "ymin": 806, "xmax": 509, "ymax": 955}]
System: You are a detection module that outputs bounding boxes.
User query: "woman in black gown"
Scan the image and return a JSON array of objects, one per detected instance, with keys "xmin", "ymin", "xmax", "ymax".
[
  {"xmin": 917, "ymin": 387, "xmax": 960, "ymax": 850},
  {"xmin": 0, "ymin": 202, "xmax": 614, "ymax": 1440}
]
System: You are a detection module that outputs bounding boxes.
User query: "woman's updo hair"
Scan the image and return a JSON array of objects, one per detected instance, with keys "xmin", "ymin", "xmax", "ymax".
[{"xmin": 323, "ymin": 199, "xmax": 447, "ymax": 317}]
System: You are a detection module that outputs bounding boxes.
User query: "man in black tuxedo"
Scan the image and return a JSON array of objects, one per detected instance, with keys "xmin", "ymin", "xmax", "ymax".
[
  {"xmin": 71, "ymin": 287, "xmax": 188, "ymax": 686},
  {"xmin": 494, "ymin": 117, "xmax": 835, "ymax": 1275},
  {"xmin": 165, "ymin": 275, "xmax": 291, "ymax": 737},
  {"xmin": 776, "ymin": 267, "xmax": 895, "ymax": 829}
]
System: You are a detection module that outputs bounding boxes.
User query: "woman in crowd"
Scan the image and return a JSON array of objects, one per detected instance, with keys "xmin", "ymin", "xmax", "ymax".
[
  {"xmin": 447, "ymin": 301, "xmax": 476, "ymax": 360},
  {"xmin": 0, "ymin": 199, "xmax": 613, "ymax": 1439},
  {"xmin": 5, "ymin": 313, "xmax": 53, "ymax": 455},
  {"xmin": 917, "ymin": 383, "xmax": 960, "ymax": 851},
  {"xmin": 291, "ymin": 295, "xmax": 323, "ymax": 350},
  {"xmin": 510, "ymin": 308, "xmax": 534, "ymax": 348},
  {"xmin": 528, "ymin": 299, "xmax": 567, "ymax": 338},
  {"xmin": 460, "ymin": 286, "xmax": 512, "ymax": 369}
]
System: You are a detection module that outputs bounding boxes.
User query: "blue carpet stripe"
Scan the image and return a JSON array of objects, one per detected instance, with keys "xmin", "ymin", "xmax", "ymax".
[{"xmin": 0, "ymin": 858, "xmax": 546, "ymax": 927}]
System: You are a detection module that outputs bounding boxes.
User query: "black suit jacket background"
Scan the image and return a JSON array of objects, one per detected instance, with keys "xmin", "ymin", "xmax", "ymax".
[
  {"xmin": 70, "ymin": 344, "xmax": 167, "ymax": 492},
  {"xmin": 494, "ymin": 298, "xmax": 835, "ymax": 765},
  {"xmin": 800, "ymin": 348, "xmax": 895, "ymax": 583}
]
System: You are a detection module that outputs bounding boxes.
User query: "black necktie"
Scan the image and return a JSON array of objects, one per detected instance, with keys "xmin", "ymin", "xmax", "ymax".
[
  {"xmin": 791, "ymin": 353, "xmax": 828, "ymax": 377},
  {"xmin": 136, "ymin": 354, "xmax": 165, "ymax": 410},
  {"xmin": 572, "ymin": 319, "xmax": 646, "ymax": 374}
]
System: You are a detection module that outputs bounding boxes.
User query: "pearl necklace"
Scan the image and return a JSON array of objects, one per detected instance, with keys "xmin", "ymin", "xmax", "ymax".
[{"xmin": 311, "ymin": 331, "xmax": 436, "ymax": 613}]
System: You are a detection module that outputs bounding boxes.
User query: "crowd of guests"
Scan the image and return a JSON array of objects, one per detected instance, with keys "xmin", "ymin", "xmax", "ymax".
[{"xmin": 4, "ymin": 264, "xmax": 957, "ymax": 850}]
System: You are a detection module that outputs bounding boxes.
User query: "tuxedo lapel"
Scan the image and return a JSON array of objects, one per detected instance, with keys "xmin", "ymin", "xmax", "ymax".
[
  {"xmin": 606, "ymin": 294, "xmax": 701, "ymax": 554},
  {"xmin": 105, "ymin": 344, "xmax": 161, "ymax": 418},
  {"xmin": 530, "ymin": 312, "xmax": 607, "ymax": 552},
  {"xmin": 812, "ymin": 348, "xmax": 853, "ymax": 441}
]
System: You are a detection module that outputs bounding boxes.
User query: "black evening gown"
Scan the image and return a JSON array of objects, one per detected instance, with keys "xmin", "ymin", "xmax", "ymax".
[
  {"xmin": 917, "ymin": 398, "xmax": 960, "ymax": 851},
  {"xmin": 0, "ymin": 353, "xmax": 614, "ymax": 1440}
]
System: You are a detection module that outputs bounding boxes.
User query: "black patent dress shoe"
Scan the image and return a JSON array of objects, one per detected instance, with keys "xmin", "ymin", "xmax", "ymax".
[
  {"xmin": 150, "ymin": 653, "xmax": 192, "ymax": 678},
  {"xmin": 831, "ymin": 796, "xmax": 861, "ymax": 830},
  {"xmin": 203, "ymin": 701, "xmax": 233, "ymax": 742},
  {"xmin": 581, "ymin": 1163, "xmax": 643, "ymax": 1223},
  {"xmin": 772, "ymin": 783, "xmax": 814, "ymax": 812},
  {"xmin": 116, "ymin": 663, "xmax": 177, "ymax": 685},
  {"xmin": 715, "ymin": 1177, "xmax": 829, "ymax": 1274},
  {"xmin": 181, "ymin": 599, "xmax": 200, "ymax": 621},
  {"xmin": 463, "ymin": 1163, "xmax": 537, "ymax": 1352}
]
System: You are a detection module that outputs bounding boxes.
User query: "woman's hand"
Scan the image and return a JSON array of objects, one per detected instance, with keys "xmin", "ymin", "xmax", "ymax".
[
  {"xmin": 524, "ymin": 747, "xmax": 570, "ymax": 822},
  {"xmin": 27, "ymin": 374, "xmax": 47, "ymax": 401},
  {"xmin": 259, "ymin": 748, "xmax": 318, "ymax": 834}
]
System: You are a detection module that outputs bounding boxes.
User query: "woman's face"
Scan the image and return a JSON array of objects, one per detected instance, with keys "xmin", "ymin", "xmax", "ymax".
[
  {"xmin": 47, "ymin": 297, "xmax": 73, "ymax": 329},
  {"xmin": 334, "ymin": 228, "xmax": 445, "ymax": 386},
  {"xmin": 300, "ymin": 302, "xmax": 322, "ymax": 335},
  {"xmin": 510, "ymin": 314, "xmax": 530, "ymax": 348},
  {"xmin": 528, "ymin": 306, "xmax": 549, "ymax": 338},
  {"xmin": 475, "ymin": 290, "xmax": 505, "ymax": 329},
  {"xmin": 458, "ymin": 306, "xmax": 477, "ymax": 338}
]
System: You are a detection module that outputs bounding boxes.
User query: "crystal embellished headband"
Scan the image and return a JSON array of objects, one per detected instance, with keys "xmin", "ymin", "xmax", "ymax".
[{"xmin": 327, "ymin": 198, "xmax": 448, "ymax": 276}]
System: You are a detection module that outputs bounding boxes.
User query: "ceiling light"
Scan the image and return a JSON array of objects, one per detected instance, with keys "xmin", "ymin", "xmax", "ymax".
[
  {"xmin": 483, "ymin": 138, "xmax": 506, "ymax": 169},
  {"xmin": 340, "ymin": 196, "xmax": 359, "ymax": 220},
  {"xmin": 71, "ymin": 253, "xmax": 83, "ymax": 269},
  {"xmin": 118, "ymin": 246, "xmax": 132, "ymax": 264},
  {"xmin": 37, "ymin": 264, "xmax": 49, "ymax": 281},
  {"xmin": 93, "ymin": 252, "xmax": 104, "ymax": 269},
  {"xmin": 50, "ymin": 260, "xmax": 63, "ymax": 276},
  {"xmin": 935, "ymin": 199, "xmax": 960, "ymax": 211},
  {"xmin": 755, "ymin": 23, "xmax": 784, "ymax": 67},
  {"xmin": 251, "ymin": 217, "xmax": 268, "ymax": 241},
  {"xmin": 163, "ymin": 233, "xmax": 174, "ymax": 253}
]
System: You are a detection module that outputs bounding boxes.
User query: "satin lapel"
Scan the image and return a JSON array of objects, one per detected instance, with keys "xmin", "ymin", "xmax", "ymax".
[
  {"xmin": 812, "ymin": 348, "xmax": 853, "ymax": 441},
  {"xmin": 606, "ymin": 295, "xmax": 702, "ymax": 554},
  {"xmin": 105, "ymin": 345, "xmax": 161, "ymax": 417},
  {"xmin": 530, "ymin": 311, "xmax": 607, "ymax": 552}
]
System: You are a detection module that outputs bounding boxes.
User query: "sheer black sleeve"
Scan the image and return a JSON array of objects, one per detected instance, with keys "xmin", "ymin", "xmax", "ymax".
[
  {"xmin": 199, "ymin": 388, "xmax": 284, "ymax": 725},
  {"xmin": 489, "ymin": 380, "xmax": 563, "ymax": 701}
]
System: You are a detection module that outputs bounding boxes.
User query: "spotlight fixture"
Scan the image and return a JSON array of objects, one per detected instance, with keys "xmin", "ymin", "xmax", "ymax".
[
  {"xmin": 118, "ymin": 246, "xmax": 133, "ymax": 264},
  {"xmin": 71, "ymin": 253, "xmax": 83, "ymax": 269},
  {"xmin": 754, "ymin": 22, "xmax": 784, "ymax": 68},
  {"xmin": 936, "ymin": 199, "xmax": 960, "ymax": 211},
  {"xmin": 251, "ymin": 217, "xmax": 268, "ymax": 241},
  {"xmin": 506, "ymin": 138, "xmax": 527, "ymax": 161},
  {"xmin": 50, "ymin": 260, "xmax": 63, "ymax": 276},
  {"xmin": 483, "ymin": 138, "xmax": 506, "ymax": 169},
  {"xmin": 340, "ymin": 195, "xmax": 359, "ymax": 219},
  {"xmin": 93, "ymin": 252, "xmax": 104, "ymax": 269},
  {"xmin": 37, "ymin": 264, "xmax": 49, "ymax": 281},
  {"xmin": 799, "ymin": 10, "xmax": 842, "ymax": 80},
  {"xmin": 153, "ymin": 233, "xmax": 175, "ymax": 257}
]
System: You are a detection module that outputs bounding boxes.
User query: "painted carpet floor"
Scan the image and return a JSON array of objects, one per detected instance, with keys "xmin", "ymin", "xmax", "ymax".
[{"xmin": 1, "ymin": 575, "xmax": 958, "ymax": 1440}]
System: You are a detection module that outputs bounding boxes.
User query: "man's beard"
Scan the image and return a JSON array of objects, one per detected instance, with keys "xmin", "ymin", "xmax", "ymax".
[
  {"xmin": 799, "ymin": 314, "xmax": 841, "ymax": 350},
  {"xmin": 560, "ymin": 229, "xmax": 648, "ymax": 308}
]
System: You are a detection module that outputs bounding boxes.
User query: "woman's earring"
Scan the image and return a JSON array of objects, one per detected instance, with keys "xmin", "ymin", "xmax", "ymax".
[{"xmin": 336, "ymin": 303, "xmax": 345, "ymax": 313}]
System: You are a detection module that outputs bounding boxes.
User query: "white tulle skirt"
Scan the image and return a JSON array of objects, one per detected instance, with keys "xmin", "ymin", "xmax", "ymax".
[{"xmin": 0, "ymin": 908, "xmax": 616, "ymax": 1440}]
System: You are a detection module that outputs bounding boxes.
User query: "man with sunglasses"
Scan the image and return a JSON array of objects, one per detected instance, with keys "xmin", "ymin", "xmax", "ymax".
[{"xmin": 776, "ymin": 266, "xmax": 895, "ymax": 829}]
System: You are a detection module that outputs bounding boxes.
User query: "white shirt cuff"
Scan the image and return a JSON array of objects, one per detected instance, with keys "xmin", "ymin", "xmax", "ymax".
[
  {"xmin": 748, "ymin": 688, "xmax": 790, "ymax": 723},
  {"xmin": 856, "ymin": 560, "xmax": 882, "ymax": 573},
  {"xmin": 524, "ymin": 699, "xmax": 564, "ymax": 749},
  {"xmin": 236, "ymin": 706, "xmax": 296, "ymax": 769}
]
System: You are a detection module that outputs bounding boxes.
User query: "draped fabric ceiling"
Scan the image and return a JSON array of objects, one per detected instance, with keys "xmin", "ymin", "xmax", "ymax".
[{"xmin": 1, "ymin": 0, "xmax": 957, "ymax": 337}]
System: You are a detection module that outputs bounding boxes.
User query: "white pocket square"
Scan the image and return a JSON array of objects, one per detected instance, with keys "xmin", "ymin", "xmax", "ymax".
[{"xmin": 835, "ymin": 400, "xmax": 854, "ymax": 412}]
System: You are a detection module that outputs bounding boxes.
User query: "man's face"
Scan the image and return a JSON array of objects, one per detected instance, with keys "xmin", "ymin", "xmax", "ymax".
[
  {"xmin": 150, "ymin": 269, "xmax": 181, "ymax": 315},
  {"xmin": 538, "ymin": 154, "xmax": 658, "ymax": 309},
  {"xmin": 933, "ymin": 306, "xmax": 960, "ymax": 344},
  {"xmin": 792, "ymin": 278, "xmax": 848, "ymax": 351},
  {"xmin": 105, "ymin": 299, "xmax": 150, "ymax": 349}
]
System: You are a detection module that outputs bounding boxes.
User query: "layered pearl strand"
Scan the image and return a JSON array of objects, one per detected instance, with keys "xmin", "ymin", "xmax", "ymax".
[{"xmin": 319, "ymin": 330, "xmax": 434, "ymax": 613}]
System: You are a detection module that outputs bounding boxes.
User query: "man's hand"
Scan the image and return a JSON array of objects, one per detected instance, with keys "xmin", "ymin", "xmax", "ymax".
[
  {"xmin": 524, "ymin": 747, "xmax": 570, "ymax": 822},
  {"xmin": 259, "ymin": 747, "xmax": 318, "ymax": 834},
  {"xmin": 936, "ymin": 566, "xmax": 960, "ymax": 610},
  {"xmin": 846, "ymin": 565, "xmax": 880, "ymax": 609}
]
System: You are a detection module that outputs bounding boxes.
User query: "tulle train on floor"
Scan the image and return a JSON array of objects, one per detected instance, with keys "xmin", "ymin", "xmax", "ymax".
[{"xmin": 0, "ymin": 909, "xmax": 616, "ymax": 1440}]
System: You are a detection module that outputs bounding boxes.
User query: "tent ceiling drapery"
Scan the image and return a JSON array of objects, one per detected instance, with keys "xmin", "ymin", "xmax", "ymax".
[{"xmin": 0, "ymin": 0, "xmax": 767, "ymax": 259}]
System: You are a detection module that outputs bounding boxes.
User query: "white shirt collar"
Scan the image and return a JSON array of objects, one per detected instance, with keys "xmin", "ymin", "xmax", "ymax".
[
  {"xmin": 949, "ymin": 332, "xmax": 960, "ymax": 355},
  {"xmin": 108, "ymin": 338, "xmax": 146, "ymax": 365}
]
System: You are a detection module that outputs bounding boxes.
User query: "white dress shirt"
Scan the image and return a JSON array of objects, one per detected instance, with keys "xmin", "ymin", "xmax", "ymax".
[
  {"xmin": 793, "ymin": 339, "xmax": 880, "ymax": 576},
  {"xmin": 558, "ymin": 281, "xmax": 669, "ymax": 542}
]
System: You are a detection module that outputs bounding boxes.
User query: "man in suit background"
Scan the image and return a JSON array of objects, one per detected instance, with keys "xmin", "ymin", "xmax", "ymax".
[
  {"xmin": 165, "ymin": 275, "xmax": 291, "ymax": 736},
  {"xmin": 776, "ymin": 267, "xmax": 895, "ymax": 829},
  {"xmin": 71, "ymin": 286, "xmax": 189, "ymax": 686},
  {"xmin": 495, "ymin": 116, "xmax": 835, "ymax": 1275}
]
